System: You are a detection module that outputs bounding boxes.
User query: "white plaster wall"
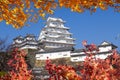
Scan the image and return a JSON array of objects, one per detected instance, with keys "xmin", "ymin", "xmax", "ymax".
[
  {"xmin": 70, "ymin": 53, "xmax": 113, "ymax": 62},
  {"xmin": 20, "ymin": 46, "xmax": 37, "ymax": 50},
  {"xmin": 95, "ymin": 53, "xmax": 112, "ymax": 59},
  {"xmin": 36, "ymin": 51, "xmax": 70, "ymax": 60},
  {"xmin": 71, "ymin": 56, "xmax": 86, "ymax": 62},
  {"xmin": 71, "ymin": 52, "xmax": 85, "ymax": 56},
  {"xmin": 15, "ymin": 40, "xmax": 22, "ymax": 43},
  {"xmin": 98, "ymin": 46, "xmax": 112, "ymax": 52},
  {"xmin": 49, "ymin": 23, "xmax": 56, "ymax": 27}
]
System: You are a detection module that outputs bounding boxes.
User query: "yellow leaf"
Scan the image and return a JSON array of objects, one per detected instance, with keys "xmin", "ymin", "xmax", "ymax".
[
  {"xmin": 26, "ymin": 10, "xmax": 29, "ymax": 12},
  {"xmin": 39, "ymin": 10, "xmax": 43, "ymax": 13},
  {"xmin": 6, "ymin": 21, "xmax": 9, "ymax": 25},
  {"xmin": 39, "ymin": 13, "xmax": 45, "ymax": 17},
  {"xmin": 83, "ymin": 1, "xmax": 87, "ymax": 4},
  {"xmin": 59, "ymin": 3, "xmax": 63, "ymax": 7},
  {"xmin": 38, "ymin": 0, "xmax": 42, "ymax": 2},
  {"xmin": 48, "ymin": 10, "xmax": 54, "ymax": 14}
]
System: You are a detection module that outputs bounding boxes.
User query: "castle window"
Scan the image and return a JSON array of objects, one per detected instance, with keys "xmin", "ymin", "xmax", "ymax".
[
  {"xmin": 63, "ymin": 54, "xmax": 67, "ymax": 56},
  {"xmin": 73, "ymin": 59, "xmax": 78, "ymax": 61}
]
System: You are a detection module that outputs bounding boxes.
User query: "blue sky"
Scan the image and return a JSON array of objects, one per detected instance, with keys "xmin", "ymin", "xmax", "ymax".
[{"xmin": 0, "ymin": 7, "xmax": 120, "ymax": 49}]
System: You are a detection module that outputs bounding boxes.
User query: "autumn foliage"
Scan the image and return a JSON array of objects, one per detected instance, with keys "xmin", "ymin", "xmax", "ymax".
[
  {"xmin": 46, "ymin": 58, "xmax": 82, "ymax": 80},
  {"xmin": 0, "ymin": 0, "xmax": 120, "ymax": 28},
  {"xmin": 0, "ymin": 42, "xmax": 120, "ymax": 80},
  {"xmin": 0, "ymin": 48, "xmax": 32, "ymax": 80},
  {"xmin": 46, "ymin": 41, "xmax": 120, "ymax": 80}
]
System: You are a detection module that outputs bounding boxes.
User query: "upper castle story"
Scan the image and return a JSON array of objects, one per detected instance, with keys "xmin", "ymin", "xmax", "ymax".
[{"xmin": 38, "ymin": 17, "xmax": 75, "ymax": 50}]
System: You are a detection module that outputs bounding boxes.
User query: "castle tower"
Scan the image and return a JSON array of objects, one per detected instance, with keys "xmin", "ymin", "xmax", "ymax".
[
  {"xmin": 12, "ymin": 34, "xmax": 38, "ymax": 50},
  {"xmin": 38, "ymin": 17, "xmax": 75, "ymax": 50}
]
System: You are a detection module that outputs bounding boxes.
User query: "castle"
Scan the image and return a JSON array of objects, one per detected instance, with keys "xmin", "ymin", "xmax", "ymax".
[{"xmin": 12, "ymin": 17, "xmax": 117, "ymax": 62}]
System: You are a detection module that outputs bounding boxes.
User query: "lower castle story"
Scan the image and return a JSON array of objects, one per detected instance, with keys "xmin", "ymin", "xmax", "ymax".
[{"xmin": 36, "ymin": 41, "xmax": 117, "ymax": 62}]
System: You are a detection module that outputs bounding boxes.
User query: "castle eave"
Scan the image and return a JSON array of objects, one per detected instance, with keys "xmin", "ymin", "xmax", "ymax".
[{"xmin": 42, "ymin": 41, "xmax": 75, "ymax": 45}]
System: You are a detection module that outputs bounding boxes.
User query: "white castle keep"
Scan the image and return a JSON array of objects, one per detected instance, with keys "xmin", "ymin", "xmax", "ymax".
[
  {"xmin": 38, "ymin": 17, "xmax": 75, "ymax": 50},
  {"xmin": 12, "ymin": 17, "xmax": 117, "ymax": 62}
]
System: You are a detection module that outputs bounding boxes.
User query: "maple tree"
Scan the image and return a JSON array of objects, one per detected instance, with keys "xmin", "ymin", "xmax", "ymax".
[
  {"xmin": 46, "ymin": 58, "xmax": 82, "ymax": 80},
  {"xmin": 0, "ymin": 0, "xmax": 120, "ymax": 28},
  {"xmin": 0, "ymin": 43, "xmax": 120, "ymax": 80},
  {"xmin": 45, "ymin": 41, "xmax": 120, "ymax": 80},
  {"xmin": 0, "ymin": 48, "xmax": 33, "ymax": 80}
]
